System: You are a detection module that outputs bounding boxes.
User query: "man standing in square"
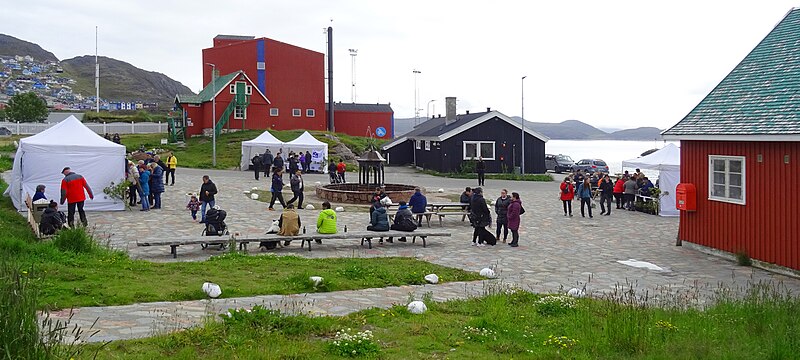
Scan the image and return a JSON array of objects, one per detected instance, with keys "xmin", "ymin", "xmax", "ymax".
[{"xmin": 59, "ymin": 166, "xmax": 93, "ymax": 227}]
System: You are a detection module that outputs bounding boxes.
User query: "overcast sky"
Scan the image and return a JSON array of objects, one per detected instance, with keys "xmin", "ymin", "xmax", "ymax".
[{"xmin": 2, "ymin": 1, "xmax": 796, "ymax": 129}]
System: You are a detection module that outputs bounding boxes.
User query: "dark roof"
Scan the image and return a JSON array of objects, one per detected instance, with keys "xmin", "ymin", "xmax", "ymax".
[
  {"xmin": 214, "ymin": 35, "xmax": 255, "ymax": 41},
  {"xmin": 663, "ymin": 8, "xmax": 800, "ymax": 137},
  {"xmin": 330, "ymin": 103, "xmax": 393, "ymax": 113},
  {"xmin": 413, "ymin": 112, "xmax": 489, "ymax": 137}
]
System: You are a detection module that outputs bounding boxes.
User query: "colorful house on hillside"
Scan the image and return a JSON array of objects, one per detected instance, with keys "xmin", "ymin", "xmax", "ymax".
[
  {"xmin": 663, "ymin": 8, "xmax": 800, "ymax": 272},
  {"xmin": 175, "ymin": 70, "xmax": 271, "ymax": 138}
]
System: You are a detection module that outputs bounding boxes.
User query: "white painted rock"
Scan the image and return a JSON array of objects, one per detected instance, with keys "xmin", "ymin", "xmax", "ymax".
[
  {"xmin": 250, "ymin": 193, "xmax": 259, "ymax": 200},
  {"xmin": 437, "ymin": 188, "xmax": 444, "ymax": 193},
  {"xmin": 490, "ymin": 200, "xmax": 496, "ymax": 205},
  {"xmin": 243, "ymin": 190, "xmax": 250, "ymax": 194},
  {"xmin": 407, "ymin": 300, "xmax": 427, "ymax": 314},
  {"xmin": 305, "ymin": 204, "xmax": 315, "ymax": 210},
  {"xmin": 567, "ymin": 288, "xmax": 586, "ymax": 298},
  {"xmin": 202, "ymin": 282, "xmax": 222, "ymax": 298},
  {"xmin": 315, "ymin": 181, "xmax": 322, "ymax": 185},
  {"xmin": 251, "ymin": 187, "xmax": 258, "ymax": 191},
  {"xmin": 309, "ymin": 276, "xmax": 324, "ymax": 286},
  {"xmin": 479, "ymin": 268, "xmax": 496, "ymax": 278},
  {"xmin": 424, "ymin": 274, "xmax": 439, "ymax": 284},
  {"xmin": 335, "ymin": 206, "xmax": 345, "ymax": 212}
]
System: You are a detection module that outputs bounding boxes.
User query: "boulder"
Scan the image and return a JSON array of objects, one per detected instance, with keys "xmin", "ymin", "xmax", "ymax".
[
  {"xmin": 250, "ymin": 193, "xmax": 259, "ymax": 200},
  {"xmin": 479, "ymin": 268, "xmax": 496, "ymax": 278},
  {"xmin": 424, "ymin": 274, "xmax": 439, "ymax": 284},
  {"xmin": 309, "ymin": 276, "xmax": 324, "ymax": 286},
  {"xmin": 251, "ymin": 187, "xmax": 259, "ymax": 191},
  {"xmin": 202, "ymin": 282, "xmax": 222, "ymax": 298},
  {"xmin": 437, "ymin": 188, "xmax": 444, "ymax": 193},
  {"xmin": 335, "ymin": 206, "xmax": 345, "ymax": 212},
  {"xmin": 305, "ymin": 204, "xmax": 316, "ymax": 210},
  {"xmin": 407, "ymin": 300, "xmax": 427, "ymax": 314}
]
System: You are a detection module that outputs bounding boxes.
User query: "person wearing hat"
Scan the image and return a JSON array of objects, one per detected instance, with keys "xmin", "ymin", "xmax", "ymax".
[{"xmin": 59, "ymin": 167, "xmax": 94, "ymax": 227}]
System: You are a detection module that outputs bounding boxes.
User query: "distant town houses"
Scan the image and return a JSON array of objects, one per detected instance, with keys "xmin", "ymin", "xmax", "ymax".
[{"xmin": 0, "ymin": 55, "xmax": 157, "ymax": 113}]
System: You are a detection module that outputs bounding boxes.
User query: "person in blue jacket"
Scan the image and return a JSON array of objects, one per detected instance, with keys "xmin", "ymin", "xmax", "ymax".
[
  {"xmin": 138, "ymin": 165, "xmax": 151, "ymax": 212},
  {"xmin": 269, "ymin": 168, "xmax": 286, "ymax": 211},
  {"xmin": 576, "ymin": 178, "xmax": 593, "ymax": 218},
  {"xmin": 408, "ymin": 187, "xmax": 427, "ymax": 227},
  {"xmin": 149, "ymin": 163, "xmax": 165, "ymax": 209}
]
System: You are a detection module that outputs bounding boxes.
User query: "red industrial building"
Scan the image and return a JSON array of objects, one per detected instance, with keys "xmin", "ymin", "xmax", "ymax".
[
  {"xmin": 663, "ymin": 9, "xmax": 800, "ymax": 272},
  {"xmin": 174, "ymin": 35, "xmax": 394, "ymax": 139}
]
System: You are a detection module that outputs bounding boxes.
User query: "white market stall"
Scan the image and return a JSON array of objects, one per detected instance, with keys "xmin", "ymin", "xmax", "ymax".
[
  {"xmin": 621, "ymin": 143, "xmax": 680, "ymax": 217},
  {"xmin": 240, "ymin": 130, "xmax": 285, "ymax": 170},
  {"xmin": 4, "ymin": 116, "xmax": 127, "ymax": 211},
  {"xmin": 283, "ymin": 131, "xmax": 329, "ymax": 173}
]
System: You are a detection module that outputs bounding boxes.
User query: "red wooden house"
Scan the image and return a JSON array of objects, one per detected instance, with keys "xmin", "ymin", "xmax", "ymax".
[{"xmin": 663, "ymin": 8, "xmax": 800, "ymax": 272}]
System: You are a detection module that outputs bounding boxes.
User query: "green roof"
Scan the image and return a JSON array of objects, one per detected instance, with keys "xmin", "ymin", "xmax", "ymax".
[
  {"xmin": 175, "ymin": 72, "xmax": 239, "ymax": 104},
  {"xmin": 664, "ymin": 8, "xmax": 800, "ymax": 137}
]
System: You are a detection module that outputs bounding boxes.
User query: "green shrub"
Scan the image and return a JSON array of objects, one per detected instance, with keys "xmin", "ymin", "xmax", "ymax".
[
  {"xmin": 51, "ymin": 227, "xmax": 99, "ymax": 254},
  {"xmin": 736, "ymin": 251, "xmax": 752, "ymax": 267}
]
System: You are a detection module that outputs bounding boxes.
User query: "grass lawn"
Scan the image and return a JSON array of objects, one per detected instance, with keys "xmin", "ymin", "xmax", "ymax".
[
  {"xmin": 0, "ymin": 176, "xmax": 480, "ymax": 311},
  {"xmin": 85, "ymin": 286, "xmax": 800, "ymax": 359},
  {"xmin": 119, "ymin": 129, "xmax": 384, "ymax": 170}
]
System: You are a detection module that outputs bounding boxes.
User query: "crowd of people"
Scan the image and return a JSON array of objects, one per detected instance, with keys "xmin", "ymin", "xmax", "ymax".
[
  {"xmin": 251, "ymin": 149, "xmax": 317, "ymax": 181},
  {"xmin": 559, "ymin": 168, "xmax": 658, "ymax": 218},
  {"xmin": 125, "ymin": 152, "xmax": 179, "ymax": 212}
]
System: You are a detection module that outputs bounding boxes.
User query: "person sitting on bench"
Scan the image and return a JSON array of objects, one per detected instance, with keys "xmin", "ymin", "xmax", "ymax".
[
  {"xmin": 262, "ymin": 204, "xmax": 301, "ymax": 250},
  {"xmin": 389, "ymin": 201, "xmax": 417, "ymax": 242},
  {"xmin": 367, "ymin": 201, "xmax": 390, "ymax": 231},
  {"xmin": 39, "ymin": 201, "xmax": 66, "ymax": 236},
  {"xmin": 408, "ymin": 187, "xmax": 427, "ymax": 226}
]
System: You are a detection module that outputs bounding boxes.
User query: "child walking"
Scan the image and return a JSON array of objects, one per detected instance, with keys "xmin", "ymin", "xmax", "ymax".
[{"xmin": 186, "ymin": 195, "xmax": 201, "ymax": 221}]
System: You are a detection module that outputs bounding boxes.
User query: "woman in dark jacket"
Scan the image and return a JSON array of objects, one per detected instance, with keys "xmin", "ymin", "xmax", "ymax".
[
  {"xmin": 469, "ymin": 187, "xmax": 494, "ymax": 246},
  {"xmin": 389, "ymin": 201, "xmax": 417, "ymax": 243},
  {"xmin": 506, "ymin": 192, "xmax": 522, "ymax": 247},
  {"xmin": 149, "ymin": 163, "xmax": 165, "ymax": 209},
  {"xmin": 494, "ymin": 189, "xmax": 511, "ymax": 243},
  {"xmin": 269, "ymin": 168, "xmax": 286, "ymax": 211},
  {"xmin": 367, "ymin": 202, "xmax": 390, "ymax": 232},
  {"xmin": 599, "ymin": 174, "xmax": 614, "ymax": 216}
]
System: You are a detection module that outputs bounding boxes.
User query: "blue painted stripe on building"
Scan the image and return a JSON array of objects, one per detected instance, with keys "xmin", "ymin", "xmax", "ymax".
[{"xmin": 256, "ymin": 39, "xmax": 266, "ymax": 94}]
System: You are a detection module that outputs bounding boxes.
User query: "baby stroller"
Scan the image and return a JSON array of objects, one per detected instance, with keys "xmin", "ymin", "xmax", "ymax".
[{"xmin": 201, "ymin": 206, "xmax": 229, "ymax": 250}]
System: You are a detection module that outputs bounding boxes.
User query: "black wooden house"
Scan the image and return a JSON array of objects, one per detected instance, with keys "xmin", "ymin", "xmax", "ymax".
[{"xmin": 382, "ymin": 97, "xmax": 548, "ymax": 173}]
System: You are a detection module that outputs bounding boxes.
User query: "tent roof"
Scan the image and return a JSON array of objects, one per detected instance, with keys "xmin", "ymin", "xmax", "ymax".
[
  {"xmin": 242, "ymin": 130, "xmax": 283, "ymax": 145},
  {"xmin": 621, "ymin": 143, "xmax": 680, "ymax": 172},
  {"xmin": 285, "ymin": 131, "xmax": 326, "ymax": 146},
  {"xmin": 20, "ymin": 116, "xmax": 125, "ymax": 152}
]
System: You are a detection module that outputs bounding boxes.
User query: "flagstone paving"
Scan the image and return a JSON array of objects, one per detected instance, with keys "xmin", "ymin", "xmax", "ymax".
[{"xmin": 30, "ymin": 167, "xmax": 800, "ymax": 342}]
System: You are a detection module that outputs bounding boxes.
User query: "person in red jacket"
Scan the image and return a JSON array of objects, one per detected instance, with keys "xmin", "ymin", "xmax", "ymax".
[
  {"xmin": 336, "ymin": 159, "xmax": 347, "ymax": 183},
  {"xmin": 559, "ymin": 177, "xmax": 574, "ymax": 217},
  {"xmin": 613, "ymin": 176, "xmax": 626, "ymax": 209},
  {"xmin": 59, "ymin": 167, "xmax": 94, "ymax": 227}
]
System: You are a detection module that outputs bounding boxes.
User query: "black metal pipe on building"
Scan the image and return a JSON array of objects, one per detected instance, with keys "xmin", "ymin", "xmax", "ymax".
[{"xmin": 327, "ymin": 26, "xmax": 334, "ymax": 132}]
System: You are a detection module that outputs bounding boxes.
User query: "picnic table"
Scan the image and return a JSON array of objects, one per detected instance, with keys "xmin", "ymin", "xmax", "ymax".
[{"xmin": 427, "ymin": 202, "xmax": 471, "ymax": 225}]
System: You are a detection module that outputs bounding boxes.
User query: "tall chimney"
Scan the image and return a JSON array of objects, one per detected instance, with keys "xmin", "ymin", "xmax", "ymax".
[
  {"xmin": 445, "ymin": 97, "xmax": 456, "ymax": 125},
  {"xmin": 327, "ymin": 27, "xmax": 334, "ymax": 132}
]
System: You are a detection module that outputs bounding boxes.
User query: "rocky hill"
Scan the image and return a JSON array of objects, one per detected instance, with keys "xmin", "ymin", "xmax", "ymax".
[
  {"xmin": 0, "ymin": 34, "xmax": 58, "ymax": 62},
  {"xmin": 60, "ymin": 55, "xmax": 193, "ymax": 103}
]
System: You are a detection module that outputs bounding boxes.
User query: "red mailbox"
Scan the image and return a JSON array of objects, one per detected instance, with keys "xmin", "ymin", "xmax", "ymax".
[{"xmin": 676, "ymin": 183, "xmax": 696, "ymax": 211}]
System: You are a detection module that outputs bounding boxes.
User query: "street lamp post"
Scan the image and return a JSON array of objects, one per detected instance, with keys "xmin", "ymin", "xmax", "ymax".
[
  {"xmin": 206, "ymin": 63, "xmax": 217, "ymax": 167},
  {"xmin": 413, "ymin": 69, "xmax": 421, "ymax": 125},
  {"xmin": 349, "ymin": 49, "xmax": 357, "ymax": 102},
  {"xmin": 521, "ymin": 75, "xmax": 527, "ymax": 175},
  {"xmin": 426, "ymin": 99, "xmax": 435, "ymax": 120}
]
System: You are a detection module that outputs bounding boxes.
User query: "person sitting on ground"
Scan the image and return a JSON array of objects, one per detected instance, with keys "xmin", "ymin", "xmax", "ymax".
[
  {"xmin": 460, "ymin": 186, "xmax": 473, "ymax": 211},
  {"xmin": 408, "ymin": 187, "xmax": 427, "ymax": 226},
  {"xmin": 316, "ymin": 201, "xmax": 337, "ymax": 235},
  {"xmin": 368, "ymin": 198, "xmax": 390, "ymax": 227},
  {"xmin": 39, "ymin": 200, "xmax": 66, "ymax": 236},
  {"xmin": 389, "ymin": 201, "xmax": 417, "ymax": 242},
  {"xmin": 33, "ymin": 184, "xmax": 47, "ymax": 202},
  {"xmin": 261, "ymin": 204, "xmax": 302, "ymax": 250}
]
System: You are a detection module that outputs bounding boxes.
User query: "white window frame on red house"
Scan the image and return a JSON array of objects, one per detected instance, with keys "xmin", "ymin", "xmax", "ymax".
[
  {"xmin": 234, "ymin": 105, "xmax": 247, "ymax": 120},
  {"xmin": 292, "ymin": 108, "xmax": 301, "ymax": 117},
  {"xmin": 229, "ymin": 84, "xmax": 236, "ymax": 94},
  {"xmin": 306, "ymin": 109, "xmax": 315, "ymax": 117},
  {"xmin": 708, "ymin": 155, "xmax": 745, "ymax": 205},
  {"xmin": 463, "ymin": 141, "xmax": 495, "ymax": 160},
  {"xmin": 269, "ymin": 108, "xmax": 279, "ymax": 117}
]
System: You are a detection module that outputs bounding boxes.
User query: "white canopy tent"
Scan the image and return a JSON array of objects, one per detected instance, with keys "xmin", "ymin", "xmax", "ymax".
[
  {"xmin": 283, "ymin": 131, "xmax": 329, "ymax": 173},
  {"xmin": 240, "ymin": 130, "xmax": 285, "ymax": 170},
  {"xmin": 621, "ymin": 143, "xmax": 680, "ymax": 217},
  {"xmin": 4, "ymin": 116, "xmax": 126, "ymax": 211}
]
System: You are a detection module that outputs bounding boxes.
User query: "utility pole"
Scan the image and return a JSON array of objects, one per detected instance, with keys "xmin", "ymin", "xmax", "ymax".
[
  {"xmin": 206, "ymin": 63, "xmax": 217, "ymax": 167},
  {"xmin": 413, "ymin": 69, "xmax": 421, "ymax": 125},
  {"xmin": 95, "ymin": 26, "xmax": 99, "ymax": 113},
  {"xmin": 521, "ymin": 75, "xmax": 527, "ymax": 175},
  {"xmin": 349, "ymin": 49, "xmax": 357, "ymax": 102}
]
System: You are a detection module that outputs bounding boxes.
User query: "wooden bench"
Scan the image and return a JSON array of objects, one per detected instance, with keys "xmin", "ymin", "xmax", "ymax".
[
  {"xmin": 137, "ymin": 230, "xmax": 452, "ymax": 257},
  {"xmin": 388, "ymin": 211, "xmax": 436, "ymax": 227}
]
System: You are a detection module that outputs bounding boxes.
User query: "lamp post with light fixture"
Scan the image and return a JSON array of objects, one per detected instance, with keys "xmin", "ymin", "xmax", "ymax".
[{"xmin": 521, "ymin": 75, "xmax": 527, "ymax": 175}]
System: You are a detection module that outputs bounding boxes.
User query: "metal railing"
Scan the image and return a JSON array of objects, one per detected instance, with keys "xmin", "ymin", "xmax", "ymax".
[{"xmin": 0, "ymin": 121, "xmax": 168, "ymax": 135}]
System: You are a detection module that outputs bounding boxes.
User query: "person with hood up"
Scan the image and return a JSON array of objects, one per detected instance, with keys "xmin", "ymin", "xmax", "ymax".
[
  {"xmin": 389, "ymin": 201, "xmax": 417, "ymax": 242},
  {"xmin": 39, "ymin": 201, "xmax": 66, "ymax": 235},
  {"xmin": 469, "ymin": 187, "xmax": 494, "ymax": 246},
  {"xmin": 367, "ymin": 201, "xmax": 390, "ymax": 232}
]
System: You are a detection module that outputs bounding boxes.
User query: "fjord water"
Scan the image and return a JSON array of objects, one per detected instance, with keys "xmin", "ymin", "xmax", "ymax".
[{"xmin": 545, "ymin": 139, "xmax": 679, "ymax": 174}]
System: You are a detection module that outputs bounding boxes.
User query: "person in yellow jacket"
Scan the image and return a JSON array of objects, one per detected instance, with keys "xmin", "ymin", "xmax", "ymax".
[
  {"xmin": 316, "ymin": 201, "xmax": 337, "ymax": 234},
  {"xmin": 165, "ymin": 152, "xmax": 178, "ymax": 186}
]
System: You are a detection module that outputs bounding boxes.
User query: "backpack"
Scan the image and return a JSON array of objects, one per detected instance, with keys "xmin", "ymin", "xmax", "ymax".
[{"xmin": 519, "ymin": 205, "xmax": 526, "ymax": 215}]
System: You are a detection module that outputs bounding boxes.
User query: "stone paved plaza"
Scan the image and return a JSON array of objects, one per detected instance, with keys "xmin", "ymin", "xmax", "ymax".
[{"xmin": 31, "ymin": 166, "xmax": 800, "ymax": 342}]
